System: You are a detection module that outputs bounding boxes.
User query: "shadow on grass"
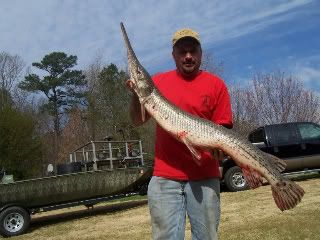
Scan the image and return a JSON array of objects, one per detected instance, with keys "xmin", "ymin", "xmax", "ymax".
[{"xmin": 29, "ymin": 199, "xmax": 148, "ymax": 232}]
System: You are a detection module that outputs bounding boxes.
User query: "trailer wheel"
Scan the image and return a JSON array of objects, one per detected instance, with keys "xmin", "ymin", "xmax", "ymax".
[
  {"xmin": 0, "ymin": 206, "xmax": 30, "ymax": 237},
  {"xmin": 224, "ymin": 166, "xmax": 248, "ymax": 192}
]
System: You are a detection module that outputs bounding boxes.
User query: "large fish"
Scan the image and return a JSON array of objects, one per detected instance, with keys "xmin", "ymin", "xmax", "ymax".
[{"xmin": 120, "ymin": 22, "xmax": 304, "ymax": 211}]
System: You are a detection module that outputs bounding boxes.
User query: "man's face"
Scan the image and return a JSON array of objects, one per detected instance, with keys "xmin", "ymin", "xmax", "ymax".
[{"xmin": 172, "ymin": 38, "xmax": 202, "ymax": 79}]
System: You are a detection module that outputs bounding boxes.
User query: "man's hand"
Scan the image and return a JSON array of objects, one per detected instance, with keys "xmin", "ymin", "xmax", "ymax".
[{"xmin": 126, "ymin": 79, "xmax": 136, "ymax": 94}]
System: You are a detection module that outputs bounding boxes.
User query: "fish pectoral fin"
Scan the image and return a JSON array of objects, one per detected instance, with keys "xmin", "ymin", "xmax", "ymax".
[
  {"xmin": 139, "ymin": 96, "xmax": 152, "ymax": 122},
  {"xmin": 212, "ymin": 148, "xmax": 226, "ymax": 161},
  {"xmin": 177, "ymin": 132, "xmax": 202, "ymax": 163},
  {"xmin": 182, "ymin": 138, "xmax": 201, "ymax": 160},
  {"xmin": 140, "ymin": 105, "xmax": 146, "ymax": 122},
  {"xmin": 241, "ymin": 167, "xmax": 264, "ymax": 189},
  {"xmin": 263, "ymin": 153, "xmax": 286, "ymax": 172}
]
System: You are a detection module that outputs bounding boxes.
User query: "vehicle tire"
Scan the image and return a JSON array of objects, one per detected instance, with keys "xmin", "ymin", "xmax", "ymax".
[
  {"xmin": 224, "ymin": 166, "xmax": 248, "ymax": 192},
  {"xmin": 0, "ymin": 206, "xmax": 30, "ymax": 237},
  {"xmin": 138, "ymin": 182, "xmax": 148, "ymax": 196}
]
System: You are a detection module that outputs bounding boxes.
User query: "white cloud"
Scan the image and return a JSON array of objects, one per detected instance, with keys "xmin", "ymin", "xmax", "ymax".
[
  {"xmin": 297, "ymin": 66, "xmax": 320, "ymax": 90},
  {"xmin": 0, "ymin": 0, "xmax": 315, "ymax": 73},
  {"xmin": 290, "ymin": 55, "xmax": 320, "ymax": 91},
  {"xmin": 299, "ymin": 67, "xmax": 320, "ymax": 83}
]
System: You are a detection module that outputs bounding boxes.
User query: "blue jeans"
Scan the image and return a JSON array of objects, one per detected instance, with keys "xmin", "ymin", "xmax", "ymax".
[{"xmin": 148, "ymin": 176, "xmax": 220, "ymax": 240}]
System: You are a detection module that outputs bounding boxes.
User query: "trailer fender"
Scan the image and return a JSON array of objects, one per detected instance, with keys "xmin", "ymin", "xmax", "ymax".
[{"xmin": 0, "ymin": 203, "xmax": 28, "ymax": 213}]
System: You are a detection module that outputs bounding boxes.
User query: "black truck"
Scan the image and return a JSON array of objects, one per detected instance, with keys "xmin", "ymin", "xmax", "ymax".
[{"xmin": 220, "ymin": 121, "xmax": 320, "ymax": 191}]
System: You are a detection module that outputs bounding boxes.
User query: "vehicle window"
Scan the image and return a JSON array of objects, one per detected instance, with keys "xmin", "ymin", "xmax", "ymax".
[
  {"xmin": 249, "ymin": 128, "xmax": 264, "ymax": 143},
  {"xmin": 298, "ymin": 123, "xmax": 320, "ymax": 141},
  {"xmin": 270, "ymin": 124, "xmax": 298, "ymax": 146}
]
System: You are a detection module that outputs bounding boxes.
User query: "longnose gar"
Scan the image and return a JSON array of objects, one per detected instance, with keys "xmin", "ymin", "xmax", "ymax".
[{"xmin": 120, "ymin": 22, "xmax": 304, "ymax": 211}]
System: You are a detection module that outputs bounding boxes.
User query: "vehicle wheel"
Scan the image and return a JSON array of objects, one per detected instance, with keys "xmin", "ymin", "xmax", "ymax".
[
  {"xmin": 224, "ymin": 166, "xmax": 248, "ymax": 192},
  {"xmin": 0, "ymin": 206, "xmax": 30, "ymax": 237},
  {"xmin": 139, "ymin": 182, "xmax": 148, "ymax": 195}
]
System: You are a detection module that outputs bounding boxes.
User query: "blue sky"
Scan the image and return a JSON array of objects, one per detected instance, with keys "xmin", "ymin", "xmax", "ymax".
[{"xmin": 1, "ymin": 0, "xmax": 319, "ymax": 92}]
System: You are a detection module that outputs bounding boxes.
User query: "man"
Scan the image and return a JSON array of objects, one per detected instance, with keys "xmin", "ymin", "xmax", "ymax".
[{"xmin": 127, "ymin": 28, "xmax": 233, "ymax": 240}]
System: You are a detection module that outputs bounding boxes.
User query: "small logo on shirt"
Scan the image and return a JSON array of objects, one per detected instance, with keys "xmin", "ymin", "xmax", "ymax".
[{"xmin": 201, "ymin": 95, "xmax": 211, "ymax": 108}]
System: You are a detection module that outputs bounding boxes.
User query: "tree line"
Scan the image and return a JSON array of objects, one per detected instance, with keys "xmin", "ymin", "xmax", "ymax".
[{"xmin": 0, "ymin": 51, "xmax": 319, "ymax": 180}]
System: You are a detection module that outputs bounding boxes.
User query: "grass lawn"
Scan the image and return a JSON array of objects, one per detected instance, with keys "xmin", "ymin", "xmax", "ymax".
[{"xmin": 5, "ymin": 176, "xmax": 320, "ymax": 240}]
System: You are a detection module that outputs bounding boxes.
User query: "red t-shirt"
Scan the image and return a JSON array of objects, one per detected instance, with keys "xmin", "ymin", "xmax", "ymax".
[{"xmin": 152, "ymin": 70, "xmax": 233, "ymax": 180}]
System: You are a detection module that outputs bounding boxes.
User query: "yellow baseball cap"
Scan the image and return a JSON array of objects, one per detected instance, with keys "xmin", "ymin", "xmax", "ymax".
[{"xmin": 172, "ymin": 28, "xmax": 201, "ymax": 46}]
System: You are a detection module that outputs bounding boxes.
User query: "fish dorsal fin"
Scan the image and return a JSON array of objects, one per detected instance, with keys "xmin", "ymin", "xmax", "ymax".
[{"xmin": 263, "ymin": 153, "xmax": 286, "ymax": 172}]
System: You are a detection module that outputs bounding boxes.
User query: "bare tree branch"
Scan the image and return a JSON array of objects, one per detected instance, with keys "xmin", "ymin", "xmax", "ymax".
[{"xmin": 230, "ymin": 70, "xmax": 320, "ymax": 135}]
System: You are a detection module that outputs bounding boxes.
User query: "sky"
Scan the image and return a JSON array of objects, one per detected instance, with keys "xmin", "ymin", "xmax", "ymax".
[{"xmin": 1, "ymin": 0, "xmax": 320, "ymax": 92}]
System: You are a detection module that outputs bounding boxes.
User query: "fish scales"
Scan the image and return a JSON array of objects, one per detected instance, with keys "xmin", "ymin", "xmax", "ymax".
[
  {"xmin": 147, "ymin": 86, "xmax": 280, "ymax": 183},
  {"xmin": 120, "ymin": 22, "xmax": 304, "ymax": 211},
  {"xmin": 148, "ymin": 89, "xmax": 274, "ymax": 170}
]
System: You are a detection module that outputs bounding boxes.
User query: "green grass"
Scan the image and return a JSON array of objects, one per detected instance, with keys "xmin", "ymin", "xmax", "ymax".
[
  {"xmin": 219, "ymin": 176, "xmax": 320, "ymax": 240},
  {"xmin": 219, "ymin": 208, "xmax": 320, "ymax": 240}
]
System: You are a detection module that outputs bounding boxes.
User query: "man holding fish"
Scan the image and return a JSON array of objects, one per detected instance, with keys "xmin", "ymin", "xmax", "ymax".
[
  {"xmin": 127, "ymin": 27, "xmax": 232, "ymax": 240},
  {"xmin": 123, "ymin": 21, "xmax": 304, "ymax": 239}
]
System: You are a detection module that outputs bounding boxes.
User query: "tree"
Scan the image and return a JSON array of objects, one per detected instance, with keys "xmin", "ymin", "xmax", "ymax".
[
  {"xmin": 83, "ymin": 56, "xmax": 104, "ymax": 140},
  {"xmin": 0, "ymin": 52, "xmax": 24, "ymax": 109},
  {"xmin": 19, "ymin": 52, "xmax": 86, "ymax": 167},
  {"xmin": 57, "ymin": 109, "xmax": 90, "ymax": 163},
  {"xmin": 98, "ymin": 64, "xmax": 130, "ymax": 130},
  {"xmin": 230, "ymin": 71, "xmax": 320, "ymax": 135},
  {"xmin": 85, "ymin": 63, "xmax": 132, "ymax": 139},
  {"xmin": 229, "ymin": 85, "xmax": 259, "ymax": 135},
  {"xmin": 83, "ymin": 61, "xmax": 156, "ymax": 162},
  {"xmin": 0, "ymin": 88, "xmax": 13, "ymax": 108},
  {"xmin": 19, "ymin": 52, "xmax": 86, "ymax": 136},
  {"xmin": 250, "ymin": 71, "xmax": 320, "ymax": 124},
  {"xmin": 0, "ymin": 106, "xmax": 43, "ymax": 180}
]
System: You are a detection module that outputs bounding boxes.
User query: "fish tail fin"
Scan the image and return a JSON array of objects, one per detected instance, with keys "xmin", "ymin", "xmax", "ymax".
[{"xmin": 271, "ymin": 180, "xmax": 305, "ymax": 211}]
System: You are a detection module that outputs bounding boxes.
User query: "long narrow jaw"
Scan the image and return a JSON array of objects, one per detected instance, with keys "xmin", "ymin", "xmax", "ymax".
[{"xmin": 120, "ymin": 22, "xmax": 154, "ymax": 100}]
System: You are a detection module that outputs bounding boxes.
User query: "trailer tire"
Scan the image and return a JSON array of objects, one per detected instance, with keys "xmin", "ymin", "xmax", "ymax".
[
  {"xmin": 0, "ymin": 206, "xmax": 30, "ymax": 237},
  {"xmin": 224, "ymin": 166, "xmax": 248, "ymax": 192}
]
